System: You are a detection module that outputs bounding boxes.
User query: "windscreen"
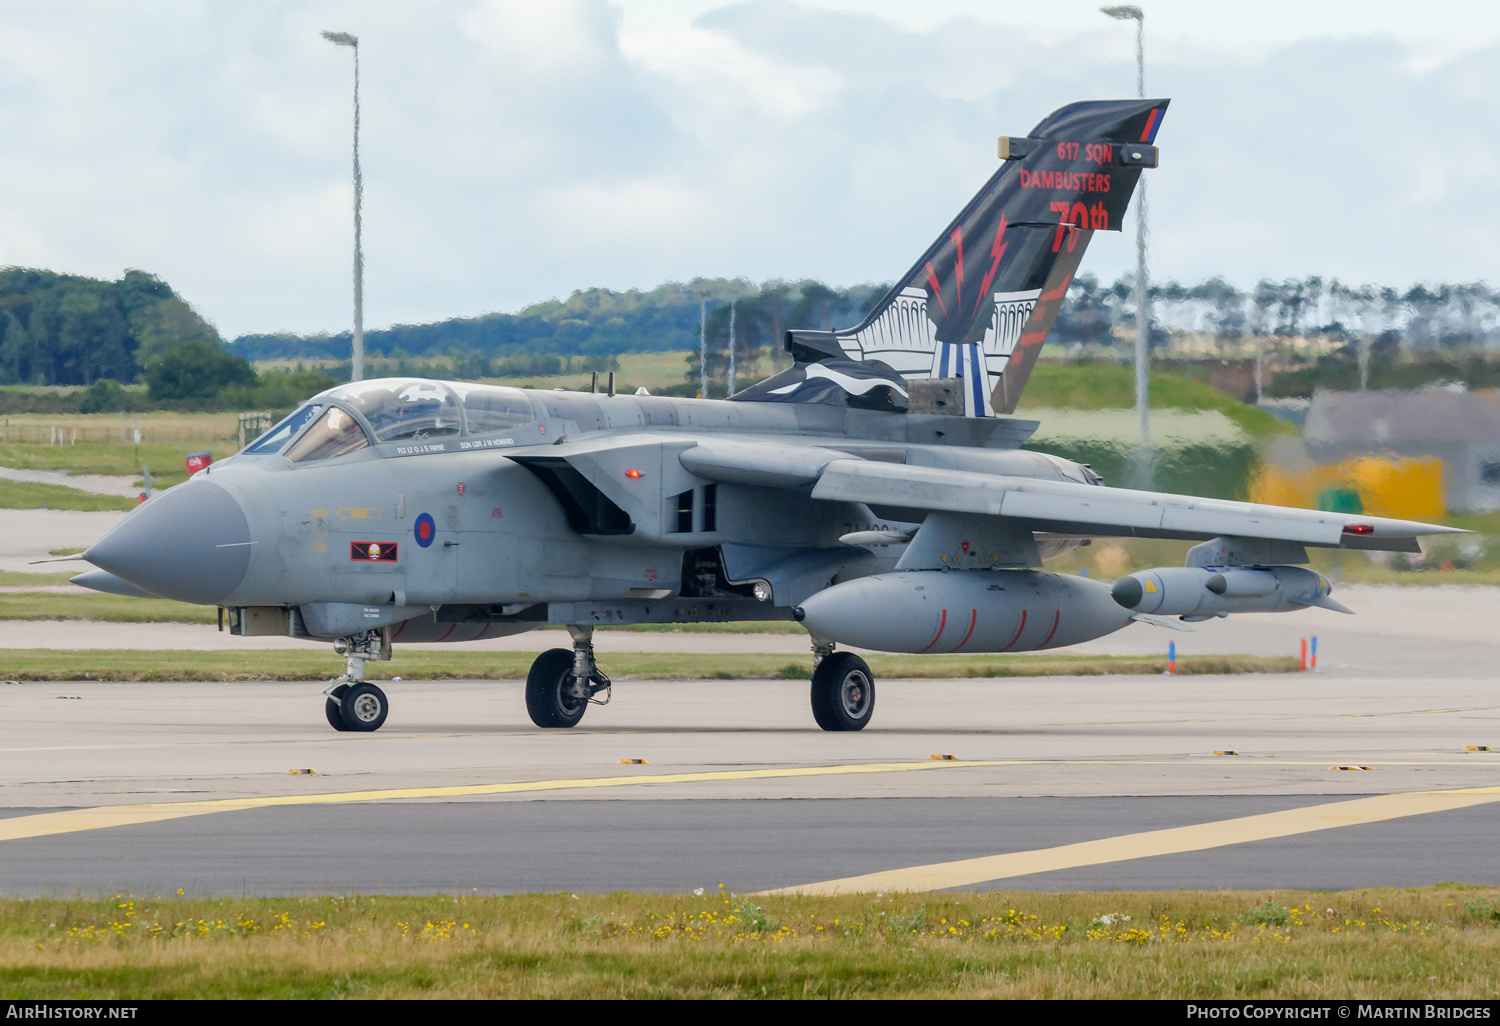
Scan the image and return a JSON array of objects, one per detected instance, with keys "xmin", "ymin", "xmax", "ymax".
[
  {"xmin": 241, "ymin": 404, "xmax": 323, "ymax": 455},
  {"xmin": 284, "ymin": 406, "xmax": 371, "ymax": 463}
]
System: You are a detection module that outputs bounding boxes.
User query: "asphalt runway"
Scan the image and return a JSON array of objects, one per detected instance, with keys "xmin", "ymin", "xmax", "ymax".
[
  {"xmin": 6, "ymin": 796, "xmax": 1498, "ymax": 896},
  {"xmin": 2, "ymin": 655, "xmax": 1498, "ymax": 896}
]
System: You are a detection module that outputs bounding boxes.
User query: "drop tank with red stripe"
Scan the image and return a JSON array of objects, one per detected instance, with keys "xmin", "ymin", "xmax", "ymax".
[{"xmin": 793, "ymin": 570, "xmax": 1133, "ymax": 654}]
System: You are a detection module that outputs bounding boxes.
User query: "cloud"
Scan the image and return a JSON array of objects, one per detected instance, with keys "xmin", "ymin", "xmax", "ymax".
[{"xmin": 0, "ymin": 1, "xmax": 1496, "ymax": 340}]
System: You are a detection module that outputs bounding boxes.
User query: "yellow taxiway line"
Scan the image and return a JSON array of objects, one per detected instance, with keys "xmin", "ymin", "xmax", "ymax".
[
  {"xmin": 0, "ymin": 759, "xmax": 1031, "ymax": 843},
  {"xmin": 7, "ymin": 760, "xmax": 1498, "ymax": 898},
  {"xmin": 760, "ymin": 785, "xmax": 1500, "ymax": 895}
]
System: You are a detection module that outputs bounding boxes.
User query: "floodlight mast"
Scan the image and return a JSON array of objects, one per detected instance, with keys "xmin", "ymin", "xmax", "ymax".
[
  {"xmin": 1102, "ymin": 4, "xmax": 1152, "ymax": 487},
  {"xmin": 323, "ymin": 30, "xmax": 364, "ymax": 382},
  {"xmin": 698, "ymin": 292, "xmax": 709, "ymax": 398}
]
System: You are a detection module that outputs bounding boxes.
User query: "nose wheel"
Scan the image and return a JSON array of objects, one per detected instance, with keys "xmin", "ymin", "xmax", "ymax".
[
  {"xmin": 325, "ymin": 683, "xmax": 351, "ymax": 731},
  {"xmin": 324, "ymin": 680, "xmax": 389, "ymax": 732},
  {"xmin": 810, "ymin": 651, "xmax": 875, "ymax": 731},
  {"xmin": 322, "ymin": 629, "xmax": 394, "ymax": 732}
]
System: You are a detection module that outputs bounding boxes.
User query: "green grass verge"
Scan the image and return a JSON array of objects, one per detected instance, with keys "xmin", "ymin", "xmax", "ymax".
[
  {"xmin": 2, "ymin": 888, "xmax": 1497, "ymax": 998},
  {"xmin": 0, "ymin": 479, "xmax": 137, "ymax": 512},
  {"xmin": 0, "ymin": 571, "xmax": 78, "ymax": 586},
  {"xmin": 0, "ymin": 649, "xmax": 1297, "ymax": 682},
  {"xmin": 1017, "ymin": 362, "xmax": 1299, "ymax": 438},
  {"xmin": 0, "ymin": 596, "xmax": 805, "ymax": 625},
  {"xmin": 0, "ymin": 595, "xmax": 220, "ymax": 622},
  {"xmin": 0, "ymin": 444, "xmax": 214, "ymax": 489}
]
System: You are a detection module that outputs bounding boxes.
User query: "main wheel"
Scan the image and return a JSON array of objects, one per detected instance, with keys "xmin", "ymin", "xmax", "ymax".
[
  {"xmin": 339, "ymin": 682, "xmax": 389, "ymax": 732},
  {"xmin": 810, "ymin": 653, "xmax": 875, "ymax": 731},
  {"xmin": 325, "ymin": 683, "xmax": 351, "ymax": 731},
  {"xmin": 526, "ymin": 648, "xmax": 588, "ymax": 728}
]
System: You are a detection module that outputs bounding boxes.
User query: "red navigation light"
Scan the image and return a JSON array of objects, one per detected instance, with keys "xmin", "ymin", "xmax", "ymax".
[
  {"xmin": 625, "ymin": 468, "xmax": 643, "ymax": 479},
  {"xmin": 1342, "ymin": 523, "xmax": 1374, "ymax": 535}
]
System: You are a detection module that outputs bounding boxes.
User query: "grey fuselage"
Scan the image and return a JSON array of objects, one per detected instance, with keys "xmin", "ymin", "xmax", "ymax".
[{"xmin": 84, "ymin": 380, "xmax": 1099, "ymax": 643}]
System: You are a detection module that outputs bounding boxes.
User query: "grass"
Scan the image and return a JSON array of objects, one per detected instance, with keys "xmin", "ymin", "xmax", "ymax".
[
  {"xmin": 478, "ymin": 350, "xmax": 701, "ymax": 394},
  {"xmin": 0, "ymin": 479, "xmax": 138, "ymax": 512},
  {"xmin": 2, "ymin": 888, "xmax": 1496, "ymax": 998},
  {"xmin": 252, "ymin": 351, "xmax": 707, "ymax": 395},
  {"xmin": 0, "ymin": 649, "xmax": 1297, "ymax": 682},
  {"xmin": 0, "ymin": 595, "xmax": 221, "ymax": 622},
  {"xmin": 0, "ymin": 592, "xmax": 810, "ymax": 626},
  {"xmin": 0, "ymin": 571, "xmax": 78, "ymax": 586},
  {"xmin": 0, "ymin": 412, "xmax": 240, "ymax": 488},
  {"xmin": 1017, "ymin": 362, "xmax": 1299, "ymax": 438}
]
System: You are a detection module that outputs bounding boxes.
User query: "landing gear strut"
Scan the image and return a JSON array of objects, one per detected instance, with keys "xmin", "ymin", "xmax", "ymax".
[
  {"xmin": 323, "ymin": 628, "xmax": 392, "ymax": 732},
  {"xmin": 525, "ymin": 625, "xmax": 612, "ymax": 728},
  {"xmin": 808, "ymin": 637, "xmax": 875, "ymax": 731}
]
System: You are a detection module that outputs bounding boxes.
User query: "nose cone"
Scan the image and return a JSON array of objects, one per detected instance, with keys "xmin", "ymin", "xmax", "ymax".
[{"xmin": 85, "ymin": 481, "xmax": 252, "ymax": 605}]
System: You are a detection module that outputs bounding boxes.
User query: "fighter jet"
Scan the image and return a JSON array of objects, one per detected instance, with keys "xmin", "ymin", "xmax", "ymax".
[{"xmin": 72, "ymin": 98, "xmax": 1460, "ymax": 733}]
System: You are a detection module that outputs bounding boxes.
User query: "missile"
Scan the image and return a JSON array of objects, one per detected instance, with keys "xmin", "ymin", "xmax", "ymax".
[
  {"xmin": 793, "ymin": 569, "xmax": 1134, "ymax": 653},
  {"xmin": 1109, "ymin": 565, "xmax": 1350, "ymax": 619}
]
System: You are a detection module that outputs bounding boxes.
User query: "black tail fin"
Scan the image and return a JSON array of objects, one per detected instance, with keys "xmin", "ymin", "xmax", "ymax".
[{"xmin": 758, "ymin": 98, "xmax": 1166, "ymax": 417}]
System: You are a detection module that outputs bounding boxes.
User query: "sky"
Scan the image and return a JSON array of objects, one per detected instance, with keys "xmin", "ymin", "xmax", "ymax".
[{"xmin": 2, "ymin": 0, "xmax": 1499, "ymax": 340}]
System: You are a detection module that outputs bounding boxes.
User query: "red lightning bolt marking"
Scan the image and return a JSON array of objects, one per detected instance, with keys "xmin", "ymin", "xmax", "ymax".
[
  {"xmin": 949, "ymin": 227, "xmax": 964, "ymax": 313},
  {"xmin": 973, "ymin": 213, "xmax": 1009, "ymax": 318},
  {"xmin": 1041, "ymin": 271, "xmax": 1074, "ymax": 304},
  {"xmin": 924, "ymin": 263, "xmax": 951, "ymax": 320},
  {"xmin": 1015, "ymin": 271, "xmax": 1078, "ymax": 351}
]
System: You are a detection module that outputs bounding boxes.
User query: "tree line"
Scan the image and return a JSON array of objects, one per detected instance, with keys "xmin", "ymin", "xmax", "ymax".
[
  {"xmin": 0, "ymin": 267, "xmax": 222, "ymax": 387},
  {"xmin": 231, "ymin": 274, "xmax": 1500, "ymax": 374},
  {"xmin": 1065, "ymin": 275, "xmax": 1500, "ymax": 350},
  {"xmin": 231, "ymin": 278, "xmax": 886, "ymax": 369},
  {"xmin": 9, "ymin": 264, "xmax": 1500, "ymax": 410},
  {"xmin": 0, "ymin": 267, "xmax": 335, "ymax": 408}
]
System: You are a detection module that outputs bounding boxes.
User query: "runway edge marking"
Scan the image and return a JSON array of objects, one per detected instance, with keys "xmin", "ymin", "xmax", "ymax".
[
  {"xmin": 0, "ymin": 759, "xmax": 1029, "ymax": 842},
  {"xmin": 758, "ymin": 785, "xmax": 1500, "ymax": 896}
]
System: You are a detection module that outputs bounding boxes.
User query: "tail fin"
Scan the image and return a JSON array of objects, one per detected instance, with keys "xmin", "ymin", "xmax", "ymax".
[{"xmin": 762, "ymin": 98, "xmax": 1166, "ymax": 417}]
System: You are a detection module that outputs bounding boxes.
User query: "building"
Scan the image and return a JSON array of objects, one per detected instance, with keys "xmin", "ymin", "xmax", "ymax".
[{"xmin": 1301, "ymin": 387, "xmax": 1500, "ymax": 512}]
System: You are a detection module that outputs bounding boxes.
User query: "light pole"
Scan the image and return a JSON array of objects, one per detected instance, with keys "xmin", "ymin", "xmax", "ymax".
[
  {"xmin": 698, "ymin": 292, "xmax": 709, "ymax": 398},
  {"xmin": 726, "ymin": 298, "xmax": 737, "ymax": 396},
  {"xmin": 1102, "ymin": 5, "xmax": 1151, "ymax": 486},
  {"xmin": 323, "ymin": 30, "xmax": 364, "ymax": 382}
]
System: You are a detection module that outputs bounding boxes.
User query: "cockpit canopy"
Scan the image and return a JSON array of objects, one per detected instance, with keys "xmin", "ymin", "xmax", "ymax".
[{"xmin": 239, "ymin": 379, "xmax": 538, "ymax": 461}]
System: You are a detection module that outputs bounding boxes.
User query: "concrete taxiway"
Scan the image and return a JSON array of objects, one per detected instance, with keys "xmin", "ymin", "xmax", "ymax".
[{"xmin": 1, "ymin": 620, "xmax": 1498, "ymax": 895}]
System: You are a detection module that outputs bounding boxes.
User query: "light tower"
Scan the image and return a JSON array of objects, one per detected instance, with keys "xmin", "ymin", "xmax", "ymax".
[
  {"xmin": 1102, "ymin": 5, "xmax": 1152, "ymax": 486},
  {"xmin": 323, "ymin": 30, "xmax": 365, "ymax": 382}
]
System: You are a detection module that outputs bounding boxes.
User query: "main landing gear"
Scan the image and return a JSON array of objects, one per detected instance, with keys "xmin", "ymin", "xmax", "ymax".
[
  {"xmin": 526, "ymin": 625, "xmax": 612, "ymax": 728},
  {"xmin": 323, "ymin": 629, "xmax": 391, "ymax": 733},
  {"xmin": 518, "ymin": 627, "xmax": 873, "ymax": 732},
  {"xmin": 317, "ymin": 623, "xmax": 875, "ymax": 734},
  {"xmin": 809, "ymin": 638, "xmax": 874, "ymax": 732}
]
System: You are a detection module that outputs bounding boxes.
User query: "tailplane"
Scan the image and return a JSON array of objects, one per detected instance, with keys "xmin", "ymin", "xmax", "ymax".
[{"xmin": 736, "ymin": 98, "xmax": 1167, "ymax": 417}]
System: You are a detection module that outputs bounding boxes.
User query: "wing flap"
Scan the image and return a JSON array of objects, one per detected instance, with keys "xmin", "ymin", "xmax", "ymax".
[{"xmin": 811, "ymin": 460, "xmax": 1460, "ymax": 548}]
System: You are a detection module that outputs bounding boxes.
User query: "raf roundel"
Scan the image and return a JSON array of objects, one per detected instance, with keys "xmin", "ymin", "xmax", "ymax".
[{"xmin": 414, "ymin": 512, "xmax": 436, "ymax": 548}]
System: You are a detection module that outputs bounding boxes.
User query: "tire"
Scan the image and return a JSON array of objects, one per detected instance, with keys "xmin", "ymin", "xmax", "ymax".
[
  {"xmin": 526, "ymin": 648, "xmax": 588, "ymax": 728},
  {"xmin": 810, "ymin": 653, "xmax": 875, "ymax": 732},
  {"xmin": 339, "ymin": 682, "xmax": 389, "ymax": 732},
  {"xmin": 325, "ymin": 683, "xmax": 351, "ymax": 731}
]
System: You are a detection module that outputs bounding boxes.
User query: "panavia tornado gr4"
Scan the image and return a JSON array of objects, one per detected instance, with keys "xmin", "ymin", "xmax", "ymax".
[{"xmin": 74, "ymin": 98, "xmax": 1459, "ymax": 733}]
